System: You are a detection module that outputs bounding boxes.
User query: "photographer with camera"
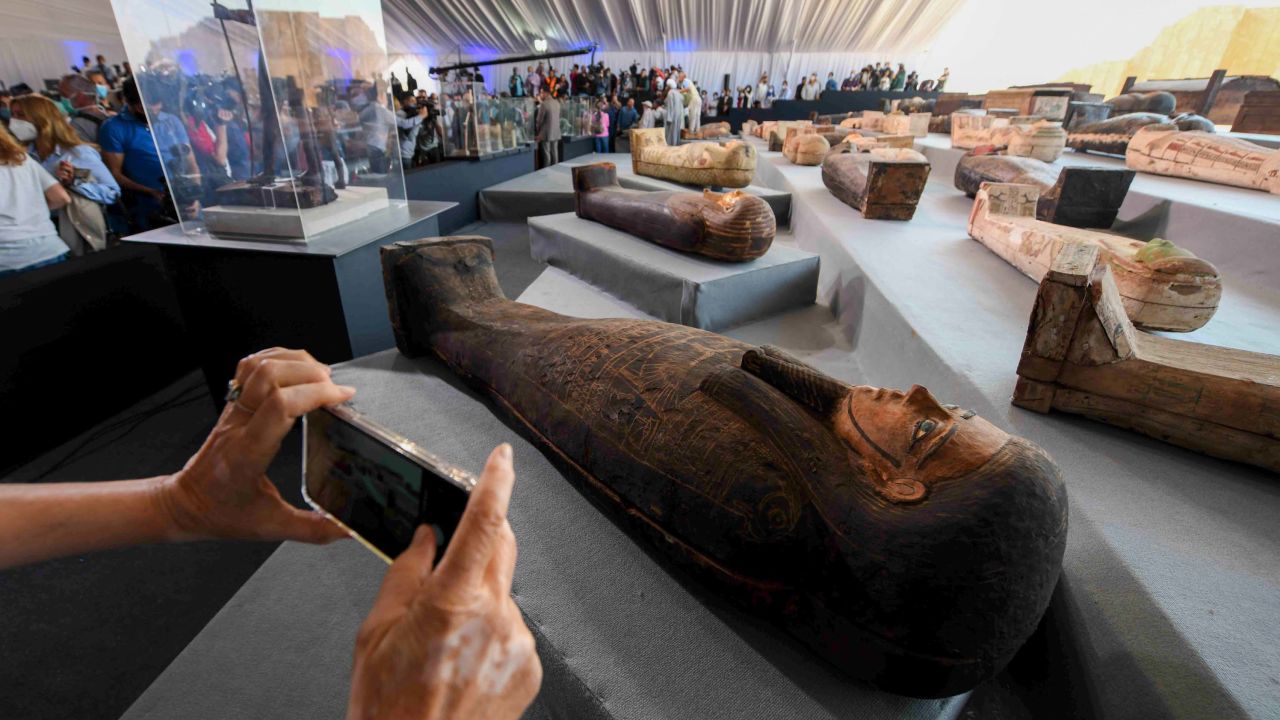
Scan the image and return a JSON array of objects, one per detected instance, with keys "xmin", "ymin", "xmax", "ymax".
[
  {"xmin": 396, "ymin": 91, "xmax": 428, "ymax": 170},
  {"xmin": 0, "ymin": 348, "xmax": 542, "ymax": 719},
  {"xmin": 99, "ymin": 77, "xmax": 201, "ymax": 231}
]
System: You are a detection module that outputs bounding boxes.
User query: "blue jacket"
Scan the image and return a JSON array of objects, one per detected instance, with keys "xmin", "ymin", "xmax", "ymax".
[{"xmin": 617, "ymin": 106, "xmax": 639, "ymax": 131}]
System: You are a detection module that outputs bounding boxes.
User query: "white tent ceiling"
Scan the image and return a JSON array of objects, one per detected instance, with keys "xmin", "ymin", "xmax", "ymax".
[
  {"xmin": 384, "ymin": 0, "xmax": 964, "ymax": 59},
  {"xmin": 2, "ymin": 0, "xmax": 963, "ymax": 91}
]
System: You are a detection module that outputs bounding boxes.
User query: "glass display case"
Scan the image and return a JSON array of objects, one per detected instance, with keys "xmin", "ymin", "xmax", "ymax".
[
  {"xmin": 439, "ymin": 81, "xmax": 535, "ymax": 158},
  {"xmin": 109, "ymin": 0, "xmax": 407, "ymax": 241},
  {"xmin": 562, "ymin": 96, "xmax": 594, "ymax": 138}
]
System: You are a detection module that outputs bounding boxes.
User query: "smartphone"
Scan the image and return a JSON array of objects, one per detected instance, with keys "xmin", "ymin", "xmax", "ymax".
[
  {"xmin": 303, "ymin": 404, "xmax": 475, "ymax": 564},
  {"xmin": 73, "ymin": 167, "xmax": 91, "ymax": 180}
]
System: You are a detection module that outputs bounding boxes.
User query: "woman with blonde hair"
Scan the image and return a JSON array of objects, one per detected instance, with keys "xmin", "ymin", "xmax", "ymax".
[
  {"xmin": 10, "ymin": 94, "xmax": 119, "ymax": 254},
  {"xmin": 0, "ymin": 123, "xmax": 72, "ymax": 275}
]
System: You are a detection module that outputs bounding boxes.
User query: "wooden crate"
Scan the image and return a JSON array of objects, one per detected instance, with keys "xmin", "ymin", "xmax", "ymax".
[{"xmin": 1232, "ymin": 90, "xmax": 1280, "ymax": 134}]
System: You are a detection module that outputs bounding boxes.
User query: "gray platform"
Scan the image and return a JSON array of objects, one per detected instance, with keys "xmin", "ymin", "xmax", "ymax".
[
  {"xmin": 749, "ymin": 136, "xmax": 1280, "ymax": 719},
  {"xmin": 478, "ymin": 152, "xmax": 792, "ymax": 226},
  {"xmin": 529, "ymin": 212, "xmax": 818, "ymax": 331}
]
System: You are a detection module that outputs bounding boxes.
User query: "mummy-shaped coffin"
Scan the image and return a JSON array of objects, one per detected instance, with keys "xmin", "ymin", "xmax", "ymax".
[
  {"xmin": 1066, "ymin": 113, "xmax": 1214, "ymax": 155},
  {"xmin": 792, "ymin": 135, "xmax": 831, "ymax": 165},
  {"xmin": 630, "ymin": 128, "xmax": 756, "ymax": 188},
  {"xmin": 781, "ymin": 126, "xmax": 831, "ymax": 165},
  {"xmin": 381, "ymin": 236, "xmax": 1069, "ymax": 698},
  {"xmin": 881, "ymin": 111, "xmax": 931, "ymax": 138},
  {"xmin": 954, "ymin": 152, "xmax": 1135, "ymax": 228},
  {"xmin": 1126, "ymin": 127, "xmax": 1280, "ymax": 194},
  {"xmin": 969, "ymin": 183, "xmax": 1220, "ymax": 331},
  {"xmin": 571, "ymin": 162, "xmax": 776, "ymax": 261},
  {"xmin": 761, "ymin": 119, "xmax": 810, "ymax": 144},
  {"xmin": 1015, "ymin": 243, "xmax": 1279, "ymax": 472},
  {"xmin": 822, "ymin": 146, "xmax": 931, "ymax": 220},
  {"xmin": 682, "ymin": 122, "xmax": 732, "ymax": 140}
]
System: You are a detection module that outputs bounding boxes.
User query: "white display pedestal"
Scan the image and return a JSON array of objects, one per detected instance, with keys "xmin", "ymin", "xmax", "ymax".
[{"xmin": 203, "ymin": 186, "xmax": 390, "ymax": 241}]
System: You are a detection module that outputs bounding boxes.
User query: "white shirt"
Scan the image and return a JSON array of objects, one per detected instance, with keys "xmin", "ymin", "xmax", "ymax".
[
  {"xmin": 0, "ymin": 155, "xmax": 68, "ymax": 271},
  {"xmin": 756, "ymin": 82, "xmax": 768, "ymax": 99}
]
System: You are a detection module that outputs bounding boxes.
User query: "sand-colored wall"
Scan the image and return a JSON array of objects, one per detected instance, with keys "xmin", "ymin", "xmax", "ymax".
[{"xmin": 1057, "ymin": 6, "xmax": 1280, "ymax": 97}]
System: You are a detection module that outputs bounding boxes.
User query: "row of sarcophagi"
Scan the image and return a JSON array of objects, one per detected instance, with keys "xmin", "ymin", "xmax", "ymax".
[
  {"xmin": 577, "ymin": 120, "xmax": 1279, "ymax": 475},
  {"xmin": 377, "ymin": 114, "xmax": 1277, "ymax": 702},
  {"xmin": 381, "ymin": 212, "xmax": 1275, "ymax": 705}
]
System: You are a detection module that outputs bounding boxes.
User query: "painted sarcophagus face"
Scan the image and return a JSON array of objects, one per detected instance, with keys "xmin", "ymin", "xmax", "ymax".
[
  {"xmin": 571, "ymin": 162, "xmax": 776, "ymax": 261},
  {"xmin": 381, "ymin": 237, "xmax": 1069, "ymax": 698},
  {"xmin": 968, "ymin": 182, "xmax": 1220, "ymax": 332},
  {"xmin": 1015, "ymin": 242, "xmax": 1279, "ymax": 472}
]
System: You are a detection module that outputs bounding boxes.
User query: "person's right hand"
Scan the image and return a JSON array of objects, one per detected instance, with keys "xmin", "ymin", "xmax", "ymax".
[{"xmin": 347, "ymin": 444, "xmax": 541, "ymax": 720}]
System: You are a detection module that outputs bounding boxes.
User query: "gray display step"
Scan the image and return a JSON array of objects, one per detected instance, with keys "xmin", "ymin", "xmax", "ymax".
[
  {"xmin": 528, "ymin": 212, "xmax": 818, "ymax": 331},
  {"xmin": 479, "ymin": 152, "xmax": 792, "ymax": 225}
]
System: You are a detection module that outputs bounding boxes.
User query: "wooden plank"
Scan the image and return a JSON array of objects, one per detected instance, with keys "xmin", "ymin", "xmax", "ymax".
[{"xmin": 1199, "ymin": 69, "xmax": 1228, "ymax": 118}]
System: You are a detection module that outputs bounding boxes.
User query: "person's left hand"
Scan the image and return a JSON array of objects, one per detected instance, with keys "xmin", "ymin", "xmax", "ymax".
[
  {"xmin": 56, "ymin": 160, "xmax": 75, "ymax": 186},
  {"xmin": 155, "ymin": 348, "xmax": 355, "ymax": 544}
]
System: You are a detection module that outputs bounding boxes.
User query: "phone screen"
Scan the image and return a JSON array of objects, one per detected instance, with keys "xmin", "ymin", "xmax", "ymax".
[
  {"xmin": 303, "ymin": 407, "xmax": 471, "ymax": 564},
  {"xmin": 74, "ymin": 167, "xmax": 92, "ymax": 180}
]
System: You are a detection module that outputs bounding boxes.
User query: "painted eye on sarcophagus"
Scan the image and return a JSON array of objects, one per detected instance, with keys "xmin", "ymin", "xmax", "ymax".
[{"xmin": 912, "ymin": 419, "xmax": 937, "ymax": 445}]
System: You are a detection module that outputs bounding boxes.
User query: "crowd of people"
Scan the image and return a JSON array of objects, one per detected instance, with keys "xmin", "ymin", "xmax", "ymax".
[
  {"xmin": 1, "ymin": 55, "xmax": 136, "ymax": 275},
  {"xmin": 1, "ymin": 52, "xmax": 952, "ymax": 276},
  {"xmin": 725, "ymin": 64, "xmax": 949, "ymax": 109}
]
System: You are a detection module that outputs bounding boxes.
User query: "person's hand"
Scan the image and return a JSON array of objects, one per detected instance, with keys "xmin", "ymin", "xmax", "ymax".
[
  {"xmin": 216, "ymin": 108, "xmax": 234, "ymax": 125},
  {"xmin": 347, "ymin": 444, "xmax": 541, "ymax": 720},
  {"xmin": 155, "ymin": 348, "xmax": 354, "ymax": 544},
  {"xmin": 56, "ymin": 160, "xmax": 76, "ymax": 186},
  {"xmin": 148, "ymin": 187, "xmax": 167, "ymax": 202}
]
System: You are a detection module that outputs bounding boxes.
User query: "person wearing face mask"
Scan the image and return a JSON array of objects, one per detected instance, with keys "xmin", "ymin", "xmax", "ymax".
[
  {"xmin": 53, "ymin": 73, "xmax": 115, "ymax": 145},
  {"xmin": 0, "ymin": 122, "xmax": 73, "ymax": 275},
  {"xmin": 92, "ymin": 55, "xmax": 118, "ymax": 88},
  {"xmin": 10, "ymin": 94, "xmax": 120, "ymax": 255}
]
